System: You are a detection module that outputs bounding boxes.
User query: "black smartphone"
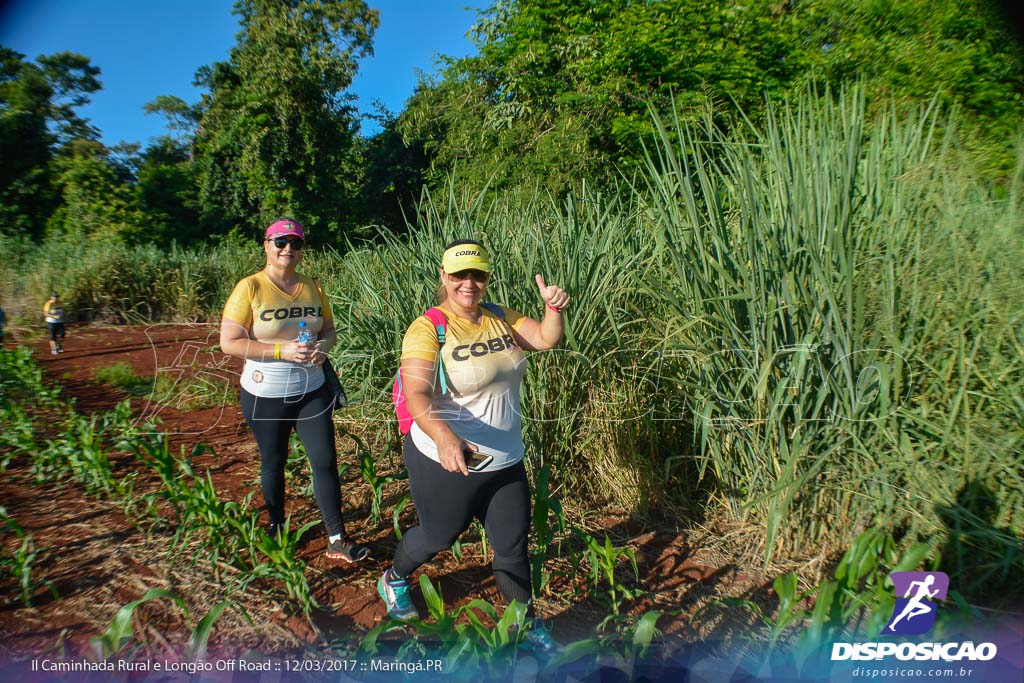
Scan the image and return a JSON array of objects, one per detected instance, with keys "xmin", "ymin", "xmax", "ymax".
[{"xmin": 463, "ymin": 449, "xmax": 494, "ymax": 471}]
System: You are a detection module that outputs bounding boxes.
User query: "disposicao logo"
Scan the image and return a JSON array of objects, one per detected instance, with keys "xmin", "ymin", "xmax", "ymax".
[
  {"xmin": 831, "ymin": 570, "xmax": 998, "ymax": 662},
  {"xmin": 885, "ymin": 571, "xmax": 949, "ymax": 635}
]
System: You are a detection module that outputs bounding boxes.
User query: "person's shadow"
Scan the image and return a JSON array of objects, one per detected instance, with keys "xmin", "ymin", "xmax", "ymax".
[{"xmin": 936, "ymin": 478, "xmax": 1023, "ymax": 609}]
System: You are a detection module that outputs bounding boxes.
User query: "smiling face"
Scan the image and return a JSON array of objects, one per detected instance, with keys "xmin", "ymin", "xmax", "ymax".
[
  {"xmin": 440, "ymin": 268, "xmax": 489, "ymax": 310},
  {"xmin": 264, "ymin": 235, "xmax": 304, "ymax": 269}
]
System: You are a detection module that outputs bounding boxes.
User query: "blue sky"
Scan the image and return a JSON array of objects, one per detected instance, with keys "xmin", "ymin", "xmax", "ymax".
[{"xmin": 0, "ymin": 0, "xmax": 481, "ymax": 144}]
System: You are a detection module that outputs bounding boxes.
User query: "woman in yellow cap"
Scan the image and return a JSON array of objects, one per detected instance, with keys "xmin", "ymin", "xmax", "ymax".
[{"xmin": 377, "ymin": 239, "xmax": 570, "ymax": 653}]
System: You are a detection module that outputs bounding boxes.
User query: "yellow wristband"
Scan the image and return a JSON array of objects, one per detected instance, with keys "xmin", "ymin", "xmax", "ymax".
[{"xmin": 274, "ymin": 343, "xmax": 281, "ymax": 360}]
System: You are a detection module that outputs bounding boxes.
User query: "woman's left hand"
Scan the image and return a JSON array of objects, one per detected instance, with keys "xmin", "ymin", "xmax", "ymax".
[{"xmin": 535, "ymin": 274, "xmax": 570, "ymax": 310}]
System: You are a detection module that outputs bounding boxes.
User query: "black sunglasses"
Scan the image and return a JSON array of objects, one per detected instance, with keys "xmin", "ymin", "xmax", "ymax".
[
  {"xmin": 448, "ymin": 269, "xmax": 489, "ymax": 282},
  {"xmin": 268, "ymin": 236, "xmax": 305, "ymax": 249}
]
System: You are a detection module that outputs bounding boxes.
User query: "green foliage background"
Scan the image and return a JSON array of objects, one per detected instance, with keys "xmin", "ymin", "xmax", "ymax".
[
  {"xmin": 402, "ymin": 0, "xmax": 1024, "ymax": 192},
  {"xmin": 1, "ymin": 0, "xmax": 1022, "ymax": 610},
  {"xmin": 2, "ymin": 0, "xmax": 1022, "ymax": 246}
]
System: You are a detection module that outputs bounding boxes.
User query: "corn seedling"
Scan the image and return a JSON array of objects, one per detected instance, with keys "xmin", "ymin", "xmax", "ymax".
[
  {"xmin": 347, "ymin": 429, "xmax": 407, "ymax": 525},
  {"xmin": 361, "ymin": 579, "xmax": 531, "ymax": 679},
  {"xmin": 544, "ymin": 610, "xmax": 665, "ymax": 677},
  {"xmin": 90, "ymin": 588, "xmax": 187, "ymax": 661},
  {"xmin": 185, "ymin": 600, "xmax": 231, "ymax": 661},
  {"xmin": 392, "ymin": 494, "xmax": 411, "ymax": 540},
  {"xmin": 89, "ymin": 588, "xmax": 230, "ymax": 663},
  {"xmin": 778, "ymin": 529, "xmax": 936, "ymax": 658},
  {"xmin": 125, "ymin": 434, "xmax": 197, "ymax": 533},
  {"xmin": 285, "ymin": 432, "xmax": 314, "ymax": 497},
  {"xmin": 470, "ymin": 519, "xmax": 489, "ymax": 560},
  {"xmin": 63, "ymin": 412, "xmax": 117, "ymax": 496},
  {"xmin": 8, "ymin": 534, "xmax": 48, "ymax": 606},
  {"xmin": 29, "ymin": 399, "xmax": 141, "ymax": 499},
  {"xmin": 1, "ymin": 354, "xmax": 320, "ymax": 616},
  {"xmin": 1, "ymin": 507, "xmax": 56, "ymax": 606},
  {"xmin": 239, "ymin": 518, "xmax": 320, "ymax": 615},
  {"xmin": 451, "ymin": 520, "xmax": 489, "ymax": 563},
  {"xmin": 0, "ymin": 346, "xmax": 63, "ymax": 406},
  {"xmin": 531, "ymin": 464, "xmax": 565, "ymax": 595},
  {"xmin": 576, "ymin": 530, "xmax": 641, "ymax": 616},
  {"xmin": 177, "ymin": 467, "xmax": 248, "ymax": 573},
  {"xmin": 0, "ymin": 404, "xmax": 38, "ymax": 469},
  {"xmin": 224, "ymin": 505, "xmax": 265, "ymax": 567},
  {"xmin": 706, "ymin": 529, "xmax": 947, "ymax": 668}
]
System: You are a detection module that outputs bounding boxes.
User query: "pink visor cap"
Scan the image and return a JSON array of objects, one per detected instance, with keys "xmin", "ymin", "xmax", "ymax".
[{"xmin": 265, "ymin": 220, "xmax": 305, "ymax": 241}]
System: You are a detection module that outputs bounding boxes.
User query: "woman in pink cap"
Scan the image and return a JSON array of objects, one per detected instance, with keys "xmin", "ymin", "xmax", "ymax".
[{"xmin": 220, "ymin": 218, "xmax": 368, "ymax": 562}]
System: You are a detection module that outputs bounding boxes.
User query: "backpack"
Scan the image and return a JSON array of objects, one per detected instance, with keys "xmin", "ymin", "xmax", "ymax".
[{"xmin": 392, "ymin": 303, "xmax": 506, "ymax": 435}]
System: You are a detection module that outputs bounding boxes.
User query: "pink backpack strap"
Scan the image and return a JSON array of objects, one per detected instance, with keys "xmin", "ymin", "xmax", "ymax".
[
  {"xmin": 423, "ymin": 306, "xmax": 447, "ymax": 331},
  {"xmin": 392, "ymin": 307, "xmax": 450, "ymax": 435}
]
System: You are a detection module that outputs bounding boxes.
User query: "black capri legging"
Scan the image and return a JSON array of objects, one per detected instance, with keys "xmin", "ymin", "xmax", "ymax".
[
  {"xmin": 48, "ymin": 322, "xmax": 65, "ymax": 342},
  {"xmin": 393, "ymin": 439, "xmax": 534, "ymax": 609},
  {"xmin": 240, "ymin": 384, "xmax": 346, "ymax": 537}
]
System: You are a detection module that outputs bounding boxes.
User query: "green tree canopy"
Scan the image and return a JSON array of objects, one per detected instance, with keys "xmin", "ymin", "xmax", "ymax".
[
  {"xmin": 0, "ymin": 47, "xmax": 102, "ymax": 238},
  {"xmin": 35, "ymin": 51, "xmax": 101, "ymax": 143},
  {"xmin": 793, "ymin": 0, "xmax": 1024, "ymax": 146},
  {"xmin": 192, "ymin": 0, "xmax": 379, "ymax": 241},
  {"xmin": 401, "ymin": 0, "xmax": 808, "ymax": 192},
  {"xmin": 46, "ymin": 139, "xmax": 144, "ymax": 242},
  {"xmin": 400, "ymin": 0, "xmax": 1024, "ymax": 194},
  {"xmin": 134, "ymin": 136, "xmax": 203, "ymax": 246},
  {"xmin": 144, "ymin": 95, "xmax": 201, "ymax": 141}
]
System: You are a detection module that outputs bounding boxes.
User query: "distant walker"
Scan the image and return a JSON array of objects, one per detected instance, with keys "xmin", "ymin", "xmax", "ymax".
[{"xmin": 43, "ymin": 292, "xmax": 66, "ymax": 355}]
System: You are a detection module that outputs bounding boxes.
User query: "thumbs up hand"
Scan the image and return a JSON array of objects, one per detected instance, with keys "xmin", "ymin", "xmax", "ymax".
[{"xmin": 535, "ymin": 274, "xmax": 570, "ymax": 312}]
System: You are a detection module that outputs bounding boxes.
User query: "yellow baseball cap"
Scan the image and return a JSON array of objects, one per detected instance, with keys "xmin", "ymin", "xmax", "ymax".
[{"xmin": 441, "ymin": 243, "xmax": 492, "ymax": 273}]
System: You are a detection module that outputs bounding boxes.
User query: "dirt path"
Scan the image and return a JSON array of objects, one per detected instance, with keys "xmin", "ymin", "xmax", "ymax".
[{"xmin": 0, "ymin": 324, "xmax": 772, "ymax": 663}]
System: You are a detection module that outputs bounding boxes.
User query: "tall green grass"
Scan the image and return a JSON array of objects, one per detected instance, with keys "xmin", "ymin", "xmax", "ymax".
[
  {"xmin": 638, "ymin": 91, "xmax": 1023, "ymax": 589},
  {"xmin": 1, "ymin": 234, "xmax": 260, "ymax": 323}
]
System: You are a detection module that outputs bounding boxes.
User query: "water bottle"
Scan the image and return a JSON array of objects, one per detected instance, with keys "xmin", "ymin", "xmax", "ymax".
[{"xmin": 297, "ymin": 321, "xmax": 314, "ymax": 366}]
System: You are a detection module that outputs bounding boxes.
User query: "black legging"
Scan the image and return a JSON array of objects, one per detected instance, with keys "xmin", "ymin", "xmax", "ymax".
[
  {"xmin": 393, "ymin": 439, "xmax": 533, "ymax": 609},
  {"xmin": 240, "ymin": 384, "xmax": 346, "ymax": 537},
  {"xmin": 48, "ymin": 322, "xmax": 65, "ymax": 342}
]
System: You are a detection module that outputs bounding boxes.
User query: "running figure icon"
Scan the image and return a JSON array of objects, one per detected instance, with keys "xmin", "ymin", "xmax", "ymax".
[
  {"xmin": 885, "ymin": 571, "xmax": 949, "ymax": 635},
  {"xmin": 887, "ymin": 574, "xmax": 940, "ymax": 632}
]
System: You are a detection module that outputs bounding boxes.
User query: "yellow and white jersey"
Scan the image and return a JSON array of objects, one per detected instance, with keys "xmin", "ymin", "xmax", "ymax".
[
  {"xmin": 222, "ymin": 271, "xmax": 332, "ymax": 398},
  {"xmin": 401, "ymin": 304, "xmax": 528, "ymax": 471},
  {"xmin": 43, "ymin": 301, "xmax": 64, "ymax": 323}
]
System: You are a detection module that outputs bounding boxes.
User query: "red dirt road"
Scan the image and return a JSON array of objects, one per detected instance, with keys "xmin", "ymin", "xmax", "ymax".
[{"xmin": 0, "ymin": 324, "xmax": 770, "ymax": 662}]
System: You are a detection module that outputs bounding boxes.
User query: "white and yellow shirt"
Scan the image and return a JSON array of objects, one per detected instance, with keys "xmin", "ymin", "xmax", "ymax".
[
  {"xmin": 222, "ymin": 272, "xmax": 332, "ymax": 398},
  {"xmin": 43, "ymin": 300, "xmax": 64, "ymax": 323},
  {"xmin": 401, "ymin": 305, "xmax": 528, "ymax": 471}
]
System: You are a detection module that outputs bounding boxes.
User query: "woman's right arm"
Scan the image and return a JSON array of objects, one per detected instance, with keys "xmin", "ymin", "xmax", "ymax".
[
  {"xmin": 219, "ymin": 317, "xmax": 315, "ymax": 363},
  {"xmin": 220, "ymin": 317, "xmax": 269, "ymax": 360},
  {"xmin": 402, "ymin": 357, "xmax": 472, "ymax": 476}
]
